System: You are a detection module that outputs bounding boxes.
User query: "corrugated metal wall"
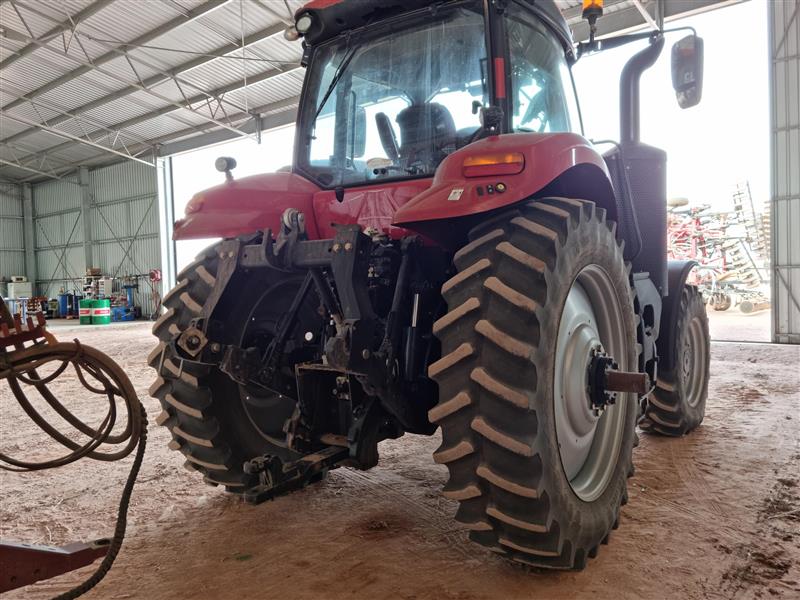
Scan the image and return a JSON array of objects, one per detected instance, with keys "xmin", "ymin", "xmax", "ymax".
[
  {"xmin": 31, "ymin": 161, "xmax": 161, "ymax": 316},
  {"xmin": 0, "ymin": 182, "xmax": 25, "ymax": 281},
  {"xmin": 33, "ymin": 173, "xmax": 83, "ymax": 300},
  {"xmin": 89, "ymin": 162, "xmax": 161, "ymax": 288},
  {"xmin": 770, "ymin": 0, "xmax": 800, "ymax": 344}
]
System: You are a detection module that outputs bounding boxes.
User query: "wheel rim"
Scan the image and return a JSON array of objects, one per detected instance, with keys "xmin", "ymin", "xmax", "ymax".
[
  {"xmin": 683, "ymin": 316, "xmax": 707, "ymax": 408},
  {"xmin": 554, "ymin": 265, "xmax": 629, "ymax": 502}
]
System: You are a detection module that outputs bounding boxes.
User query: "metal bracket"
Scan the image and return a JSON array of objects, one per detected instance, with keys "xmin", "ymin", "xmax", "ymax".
[
  {"xmin": 200, "ymin": 238, "xmax": 242, "ymax": 331},
  {"xmin": 0, "ymin": 309, "xmax": 54, "ymax": 349},
  {"xmin": 0, "ymin": 539, "xmax": 110, "ymax": 593}
]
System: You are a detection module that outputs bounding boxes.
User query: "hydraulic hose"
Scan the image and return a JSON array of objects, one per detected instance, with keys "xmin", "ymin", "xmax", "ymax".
[{"xmin": 0, "ymin": 302, "xmax": 147, "ymax": 599}]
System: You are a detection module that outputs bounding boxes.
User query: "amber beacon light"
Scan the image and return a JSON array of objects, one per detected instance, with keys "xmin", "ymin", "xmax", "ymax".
[
  {"xmin": 582, "ymin": 0, "xmax": 604, "ymax": 17},
  {"xmin": 582, "ymin": 0, "xmax": 604, "ymax": 41}
]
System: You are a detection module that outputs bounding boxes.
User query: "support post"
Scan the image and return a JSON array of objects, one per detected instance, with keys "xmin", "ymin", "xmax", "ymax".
[
  {"xmin": 21, "ymin": 183, "xmax": 37, "ymax": 295},
  {"xmin": 79, "ymin": 166, "xmax": 93, "ymax": 272},
  {"xmin": 157, "ymin": 157, "xmax": 177, "ymax": 294}
]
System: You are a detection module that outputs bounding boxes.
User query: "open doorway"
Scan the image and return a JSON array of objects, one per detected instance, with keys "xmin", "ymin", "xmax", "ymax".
[
  {"xmin": 573, "ymin": 0, "xmax": 771, "ymax": 342},
  {"xmin": 170, "ymin": 125, "xmax": 296, "ymax": 273}
]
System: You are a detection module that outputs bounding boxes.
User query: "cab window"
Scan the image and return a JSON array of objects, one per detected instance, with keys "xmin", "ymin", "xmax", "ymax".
[
  {"xmin": 506, "ymin": 4, "xmax": 579, "ymax": 133},
  {"xmin": 300, "ymin": 4, "xmax": 487, "ymax": 188}
]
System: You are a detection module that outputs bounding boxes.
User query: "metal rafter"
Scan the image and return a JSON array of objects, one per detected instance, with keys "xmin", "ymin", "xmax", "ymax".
[
  {"xmin": 154, "ymin": 103, "xmax": 298, "ymax": 157},
  {"xmin": 0, "ymin": 112, "xmax": 155, "ymax": 166},
  {"xmin": 630, "ymin": 0, "xmax": 660, "ymax": 30},
  {"xmin": 568, "ymin": 0, "xmax": 745, "ymax": 41},
  {"xmin": 0, "ymin": 81, "xmax": 152, "ymax": 147},
  {"xmin": 0, "ymin": 0, "xmax": 116, "ymax": 70},
  {"xmin": 9, "ymin": 0, "xmax": 258, "ymax": 119},
  {"xmin": 0, "ymin": 157, "xmax": 61, "ymax": 179},
  {"xmin": 0, "ymin": 25, "xmax": 253, "ymax": 140},
  {"xmin": 148, "ymin": 95, "xmax": 301, "ymax": 151},
  {"xmin": 1, "ymin": 0, "xmax": 231, "ymax": 112},
  {"xmin": 7, "ymin": 65, "xmax": 302, "ymax": 166},
  {"xmin": 2, "ymin": 21, "xmax": 291, "ymax": 146},
  {"xmin": 10, "ymin": 0, "xmax": 259, "ymax": 123},
  {"xmin": 12, "ymin": 95, "xmax": 300, "ymax": 181},
  {"xmin": 0, "ymin": 139, "xmax": 76, "ymax": 170}
]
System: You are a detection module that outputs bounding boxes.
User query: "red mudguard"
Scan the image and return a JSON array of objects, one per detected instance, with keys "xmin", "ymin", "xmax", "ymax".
[
  {"xmin": 392, "ymin": 132, "xmax": 610, "ymax": 227},
  {"xmin": 172, "ymin": 172, "xmax": 428, "ymax": 242},
  {"xmin": 173, "ymin": 172, "xmax": 321, "ymax": 241}
]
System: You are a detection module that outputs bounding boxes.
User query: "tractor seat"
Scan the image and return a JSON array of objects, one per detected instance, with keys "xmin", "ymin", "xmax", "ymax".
[
  {"xmin": 395, "ymin": 103, "xmax": 457, "ymax": 170},
  {"xmin": 456, "ymin": 126, "xmax": 480, "ymax": 148}
]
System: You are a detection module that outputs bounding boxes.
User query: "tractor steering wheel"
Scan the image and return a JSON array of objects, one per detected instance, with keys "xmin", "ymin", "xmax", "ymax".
[{"xmin": 375, "ymin": 112, "xmax": 400, "ymax": 163}]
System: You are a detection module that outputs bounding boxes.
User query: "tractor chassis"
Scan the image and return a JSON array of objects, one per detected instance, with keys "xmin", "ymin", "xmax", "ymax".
[{"xmin": 161, "ymin": 207, "xmax": 657, "ymax": 504}]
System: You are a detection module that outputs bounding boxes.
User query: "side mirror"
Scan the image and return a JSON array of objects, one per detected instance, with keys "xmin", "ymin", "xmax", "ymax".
[
  {"xmin": 351, "ymin": 106, "xmax": 367, "ymax": 158},
  {"xmin": 671, "ymin": 34, "xmax": 704, "ymax": 109}
]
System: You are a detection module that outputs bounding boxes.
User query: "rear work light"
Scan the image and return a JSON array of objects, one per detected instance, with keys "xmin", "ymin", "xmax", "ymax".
[{"xmin": 462, "ymin": 152, "xmax": 525, "ymax": 177}]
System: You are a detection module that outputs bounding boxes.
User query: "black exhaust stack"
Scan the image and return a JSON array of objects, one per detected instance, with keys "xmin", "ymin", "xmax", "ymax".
[
  {"xmin": 620, "ymin": 35, "xmax": 664, "ymax": 144},
  {"xmin": 603, "ymin": 35, "xmax": 669, "ymax": 295}
]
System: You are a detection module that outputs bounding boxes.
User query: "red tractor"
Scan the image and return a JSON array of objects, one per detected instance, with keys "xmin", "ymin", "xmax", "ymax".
[{"xmin": 149, "ymin": 0, "xmax": 709, "ymax": 569}]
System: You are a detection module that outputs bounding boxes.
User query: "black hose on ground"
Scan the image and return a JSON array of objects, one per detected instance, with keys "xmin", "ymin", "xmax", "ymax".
[{"xmin": 0, "ymin": 300, "xmax": 147, "ymax": 599}]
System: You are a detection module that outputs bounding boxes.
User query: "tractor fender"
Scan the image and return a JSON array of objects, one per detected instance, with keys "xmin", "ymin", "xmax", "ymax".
[
  {"xmin": 656, "ymin": 260, "xmax": 699, "ymax": 373},
  {"xmin": 173, "ymin": 172, "xmax": 321, "ymax": 241},
  {"xmin": 392, "ymin": 132, "xmax": 615, "ymax": 234}
]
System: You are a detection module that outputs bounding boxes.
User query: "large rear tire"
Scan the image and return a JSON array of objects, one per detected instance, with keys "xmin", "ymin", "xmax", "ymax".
[
  {"xmin": 148, "ymin": 243, "xmax": 320, "ymax": 491},
  {"xmin": 640, "ymin": 285, "xmax": 709, "ymax": 436},
  {"xmin": 429, "ymin": 198, "xmax": 638, "ymax": 569}
]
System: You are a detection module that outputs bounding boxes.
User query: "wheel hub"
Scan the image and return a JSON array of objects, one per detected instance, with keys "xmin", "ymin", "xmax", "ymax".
[
  {"xmin": 682, "ymin": 337, "xmax": 693, "ymax": 379},
  {"xmin": 587, "ymin": 348, "xmax": 618, "ymax": 416}
]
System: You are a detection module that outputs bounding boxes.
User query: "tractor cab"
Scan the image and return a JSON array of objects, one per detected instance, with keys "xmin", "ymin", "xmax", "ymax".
[{"xmin": 292, "ymin": 0, "xmax": 579, "ymax": 189}]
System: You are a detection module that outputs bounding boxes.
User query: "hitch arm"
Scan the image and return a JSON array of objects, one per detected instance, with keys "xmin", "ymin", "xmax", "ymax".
[{"xmin": 242, "ymin": 446, "xmax": 348, "ymax": 504}]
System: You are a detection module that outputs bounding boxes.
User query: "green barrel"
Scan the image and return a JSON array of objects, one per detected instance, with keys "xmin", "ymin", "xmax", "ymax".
[
  {"xmin": 79, "ymin": 299, "xmax": 93, "ymax": 324},
  {"xmin": 91, "ymin": 299, "xmax": 111, "ymax": 325}
]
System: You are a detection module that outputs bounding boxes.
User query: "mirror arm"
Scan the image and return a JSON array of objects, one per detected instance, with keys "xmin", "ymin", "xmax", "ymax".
[
  {"xmin": 577, "ymin": 25, "xmax": 697, "ymax": 59},
  {"xmin": 577, "ymin": 30, "xmax": 658, "ymax": 59},
  {"xmin": 662, "ymin": 25, "xmax": 697, "ymax": 37}
]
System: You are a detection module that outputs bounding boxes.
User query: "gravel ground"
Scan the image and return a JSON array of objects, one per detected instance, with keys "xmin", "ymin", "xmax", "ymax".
[{"xmin": 1, "ymin": 310, "xmax": 798, "ymax": 600}]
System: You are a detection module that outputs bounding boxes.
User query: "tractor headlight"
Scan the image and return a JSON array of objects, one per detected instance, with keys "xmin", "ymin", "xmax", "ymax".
[
  {"xmin": 214, "ymin": 156, "xmax": 237, "ymax": 173},
  {"xmin": 296, "ymin": 13, "xmax": 313, "ymax": 34}
]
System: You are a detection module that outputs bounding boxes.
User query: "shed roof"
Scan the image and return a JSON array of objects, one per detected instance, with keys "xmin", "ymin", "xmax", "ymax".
[{"xmin": 0, "ymin": 0, "xmax": 735, "ymax": 183}]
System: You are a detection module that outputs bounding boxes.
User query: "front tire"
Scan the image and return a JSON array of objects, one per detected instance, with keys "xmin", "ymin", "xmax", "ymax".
[
  {"xmin": 429, "ymin": 198, "xmax": 637, "ymax": 569},
  {"xmin": 640, "ymin": 285, "xmax": 709, "ymax": 436}
]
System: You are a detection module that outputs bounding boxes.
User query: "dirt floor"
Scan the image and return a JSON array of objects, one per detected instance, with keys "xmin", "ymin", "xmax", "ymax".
[
  {"xmin": 1, "ymin": 309, "xmax": 798, "ymax": 600},
  {"xmin": 707, "ymin": 308, "xmax": 771, "ymax": 343}
]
